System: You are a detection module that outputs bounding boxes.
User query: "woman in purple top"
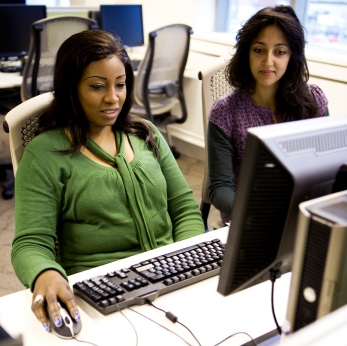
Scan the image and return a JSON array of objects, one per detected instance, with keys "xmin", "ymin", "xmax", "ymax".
[{"xmin": 208, "ymin": 5, "xmax": 329, "ymax": 224}]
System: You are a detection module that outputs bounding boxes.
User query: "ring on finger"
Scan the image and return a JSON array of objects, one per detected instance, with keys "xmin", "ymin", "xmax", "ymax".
[{"xmin": 34, "ymin": 294, "xmax": 45, "ymax": 304}]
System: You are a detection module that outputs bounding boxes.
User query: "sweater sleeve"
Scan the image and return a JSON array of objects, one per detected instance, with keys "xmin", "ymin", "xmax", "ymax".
[
  {"xmin": 207, "ymin": 122, "xmax": 236, "ymax": 216},
  {"xmin": 153, "ymin": 127, "xmax": 205, "ymax": 240},
  {"xmin": 11, "ymin": 145, "xmax": 68, "ymax": 290}
]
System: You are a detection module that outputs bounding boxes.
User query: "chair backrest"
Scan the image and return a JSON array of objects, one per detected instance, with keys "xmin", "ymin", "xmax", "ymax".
[
  {"xmin": 198, "ymin": 56, "xmax": 233, "ymax": 229},
  {"xmin": 21, "ymin": 16, "xmax": 98, "ymax": 102},
  {"xmin": 133, "ymin": 24, "xmax": 193, "ymax": 122},
  {"xmin": 3, "ymin": 92, "xmax": 53, "ymax": 175}
]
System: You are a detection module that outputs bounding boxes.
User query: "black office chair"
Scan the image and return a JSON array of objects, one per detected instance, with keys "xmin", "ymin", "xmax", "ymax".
[
  {"xmin": 198, "ymin": 56, "xmax": 232, "ymax": 230},
  {"xmin": 0, "ymin": 88, "xmax": 21, "ymax": 199},
  {"xmin": 21, "ymin": 16, "xmax": 98, "ymax": 102},
  {"xmin": 131, "ymin": 24, "xmax": 193, "ymax": 158},
  {"xmin": 1, "ymin": 16, "xmax": 98, "ymax": 200}
]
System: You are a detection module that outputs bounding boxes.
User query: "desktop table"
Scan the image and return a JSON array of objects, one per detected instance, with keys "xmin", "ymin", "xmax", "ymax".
[
  {"xmin": 0, "ymin": 72, "xmax": 22, "ymax": 89},
  {"xmin": 0, "ymin": 228, "xmax": 291, "ymax": 346}
]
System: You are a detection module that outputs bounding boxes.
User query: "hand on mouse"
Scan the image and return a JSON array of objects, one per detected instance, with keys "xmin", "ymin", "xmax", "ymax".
[{"xmin": 31, "ymin": 269, "xmax": 81, "ymax": 332}]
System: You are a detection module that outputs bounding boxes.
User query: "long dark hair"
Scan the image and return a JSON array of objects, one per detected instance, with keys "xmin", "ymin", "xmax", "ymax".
[
  {"xmin": 37, "ymin": 29, "xmax": 160, "ymax": 157},
  {"xmin": 225, "ymin": 5, "xmax": 318, "ymax": 120}
]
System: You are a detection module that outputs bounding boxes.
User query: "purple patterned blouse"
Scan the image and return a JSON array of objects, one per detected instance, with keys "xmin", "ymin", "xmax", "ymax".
[{"xmin": 207, "ymin": 84, "xmax": 329, "ymax": 221}]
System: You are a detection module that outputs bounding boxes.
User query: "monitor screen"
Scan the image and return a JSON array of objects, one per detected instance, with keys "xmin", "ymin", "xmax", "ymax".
[
  {"xmin": 0, "ymin": 0, "xmax": 25, "ymax": 3},
  {"xmin": 100, "ymin": 4, "xmax": 144, "ymax": 48},
  {"xmin": 217, "ymin": 114, "xmax": 347, "ymax": 297},
  {"xmin": 0, "ymin": 4, "xmax": 46, "ymax": 60}
]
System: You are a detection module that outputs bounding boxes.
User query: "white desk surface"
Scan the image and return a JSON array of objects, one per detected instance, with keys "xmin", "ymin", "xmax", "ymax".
[
  {"xmin": 0, "ymin": 228, "xmax": 291, "ymax": 346},
  {"xmin": 0, "ymin": 72, "xmax": 22, "ymax": 89}
]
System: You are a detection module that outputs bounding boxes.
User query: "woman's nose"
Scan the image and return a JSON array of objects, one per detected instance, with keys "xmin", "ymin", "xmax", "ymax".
[
  {"xmin": 104, "ymin": 88, "xmax": 119, "ymax": 103},
  {"xmin": 262, "ymin": 52, "xmax": 273, "ymax": 67}
]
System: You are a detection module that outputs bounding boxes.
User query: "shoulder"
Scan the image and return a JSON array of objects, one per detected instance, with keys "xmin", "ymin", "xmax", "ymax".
[
  {"xmin": 308, "ymin": 84, "xmax": 329, "ymax": 111},
  {"xmin": 25, "ymin": 128, "xmax": 68, "ymax": 153}
]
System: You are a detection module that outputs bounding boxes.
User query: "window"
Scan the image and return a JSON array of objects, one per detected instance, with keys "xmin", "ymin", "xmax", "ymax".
[{"xmin": 218, "ymin": 0, "xmax": 347, "ymax": 54}]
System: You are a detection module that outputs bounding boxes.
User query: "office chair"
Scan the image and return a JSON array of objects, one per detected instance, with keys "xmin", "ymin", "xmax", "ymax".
[
  {"xmin": 0, "ymin": 87, "xmax": 22, "ymax": 199},
  {"xmin": 131, "ymin": 24, "xmax": 193, "ymax": 158},
  {"xmin": 21, "ymin": 16, "xmax": 98, "ymax": 102},
  {"xmin": 198, "ymin": 56, "xmax": 232, "ymax": 231},
  {"xmin": 3, "ymin": 93, "xmax": 53, "ymax": 184}
]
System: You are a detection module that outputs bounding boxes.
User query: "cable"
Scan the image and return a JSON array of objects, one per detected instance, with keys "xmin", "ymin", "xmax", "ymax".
[
  {"xmin": 128, "ymin": 307, "xmax": 195, "ymax": 346},
  {"xmin": 146, "ymin": 299, "xmax": 202, "ymax": 346},
  {"xmin": 72, "ymin": 337, "xmax": 99, "ymax": 346},
  {"xmin": 116, "ymin": 304, "xmax": 139, "ymax": 346},
  {"xmin": 269, "ymin": 269, "xmax": 282, "ymax": 335},
  {"xmin": 213, "ymin": 331, "xmax": 257, "ymax": 346}
]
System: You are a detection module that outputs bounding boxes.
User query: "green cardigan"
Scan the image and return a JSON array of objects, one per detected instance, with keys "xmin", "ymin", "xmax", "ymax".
[{"xmin": 12, "ymin": 126, "xmax": 204, "ymax": 290}]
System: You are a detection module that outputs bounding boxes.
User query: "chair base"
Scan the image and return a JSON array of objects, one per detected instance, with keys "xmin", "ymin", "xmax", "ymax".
[{"xmin": 0, "ymin": 164, "xmax": 14, "ymax": 200}]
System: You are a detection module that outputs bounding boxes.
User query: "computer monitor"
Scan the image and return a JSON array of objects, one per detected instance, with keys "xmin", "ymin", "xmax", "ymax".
[
  {"xmin": 0, "ymin": 4, "xmax": 46, "ymax": 60},
  {"xmin": 100, "ymin": 4, "xmax": 144, "ymax": 48},
  {"xmin": 0, "ymin": 0, "xmax": 25, "ymax": 3},
  {"xmin": 217, "ymin": 114, "xmax": 347, "ymax": 297}
]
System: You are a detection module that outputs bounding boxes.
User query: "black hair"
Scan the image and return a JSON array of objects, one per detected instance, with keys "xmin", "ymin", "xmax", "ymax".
[
  {"xmin": 37, "ymin": 29, "xmax": 160, "ymax": 158},
  {"xmin": 225, "ymin": 5, "xmax": 318, "ymax": 120}
]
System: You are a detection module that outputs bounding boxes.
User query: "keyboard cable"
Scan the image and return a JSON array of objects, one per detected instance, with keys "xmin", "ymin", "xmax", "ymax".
[{"xmin": 145, "ymin": 299, "xmax": 202, "ymax": 346}]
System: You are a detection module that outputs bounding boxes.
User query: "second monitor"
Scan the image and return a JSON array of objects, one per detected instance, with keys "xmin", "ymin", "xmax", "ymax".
[
  {"xmin": 217, "ymin": 114, "xmax": 347, "ymax": 298},
  {"xmin": 99, "ymin": 4, "xmax": 144, "ymax": 48}
]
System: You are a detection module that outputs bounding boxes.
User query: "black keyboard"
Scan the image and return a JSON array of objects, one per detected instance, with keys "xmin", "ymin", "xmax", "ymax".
[{"xmin": 73, "ymin": 238, "xmax": 224, "ymax": 315}]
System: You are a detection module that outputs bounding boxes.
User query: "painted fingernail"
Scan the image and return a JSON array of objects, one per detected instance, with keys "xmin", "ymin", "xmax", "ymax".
[
  {"xmin": 54, "ymin": 316, "xmax": 62, "ymax": 327},
  {"xmin": 74, "ymin": 311, "xmax": 81, "ymax": 321},
  {"xmin": 43, "ymin": 323, "xmax": 50, "ymax": 332}
]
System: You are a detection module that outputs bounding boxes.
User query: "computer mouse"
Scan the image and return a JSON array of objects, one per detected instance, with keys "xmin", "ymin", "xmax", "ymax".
[{"xmin": 47, "ymin": 300, "xmax": 82, "ymax": 339}]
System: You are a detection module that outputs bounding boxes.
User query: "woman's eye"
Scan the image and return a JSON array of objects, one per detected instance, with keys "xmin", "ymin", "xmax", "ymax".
[
  {"xmin": 276, "ymin": 50, "xmax": 286, "ymax": 56},
  {"xmin": 116, "ymin": 82, "xmax": 126, "ymax": 89},
  {"xmin": 253, "ymin": 48, "xmax": 263, "ymax": 54},
  {"xmin": 91, "ymin": 84, "xmax": 104, "ymax": 90}
]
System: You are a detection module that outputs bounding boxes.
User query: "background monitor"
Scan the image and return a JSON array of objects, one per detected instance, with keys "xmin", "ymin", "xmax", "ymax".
[
  {"xmin": 0, "ymin": 4, "xmax": 47, "ymax": 60},
  {"xmin": 0, "ymin": 0, "xmax": 25, "ymax": 3},
  {"xmin": 100, "ymin": 4, "xmax": 144, "ymax": 48},
  {"xmin": 217, "ymin": 114, "xmax": 347, "ymax": 297}
]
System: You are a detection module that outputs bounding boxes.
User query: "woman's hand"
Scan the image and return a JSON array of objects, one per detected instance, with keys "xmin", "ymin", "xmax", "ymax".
[{"xmin": 31, "ymin": 270, "xmax": 81, "ymax": 332}]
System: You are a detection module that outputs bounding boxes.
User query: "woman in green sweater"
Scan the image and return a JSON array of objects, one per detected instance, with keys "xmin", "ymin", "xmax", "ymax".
[{"xmin": 11, "ymin": 30, "xmax": 204, "ymax": 332}]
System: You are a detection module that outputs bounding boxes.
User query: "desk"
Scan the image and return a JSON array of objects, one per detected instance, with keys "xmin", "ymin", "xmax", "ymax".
[
  {"xmin": 0, "ymin": 72, "xmax": 22, "ymax": 89},
  {"xmin": 0, "ymin": 228, "xmax": 291, "ymax": 346}
]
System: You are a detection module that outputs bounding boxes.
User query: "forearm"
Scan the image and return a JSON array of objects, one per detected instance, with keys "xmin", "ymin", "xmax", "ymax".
[{"xmin": 207, "ymin": 122, "xmax": 236, "ymax": 216}]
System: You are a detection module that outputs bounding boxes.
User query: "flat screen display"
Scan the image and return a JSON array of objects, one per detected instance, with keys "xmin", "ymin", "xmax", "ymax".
[
  {"xmin": 0, "ymin": 5, "xmax": 47, "ymax": 59},
  {"xmin": 100, "ymin": 4, "xmax": 144, "ymax": 48}
]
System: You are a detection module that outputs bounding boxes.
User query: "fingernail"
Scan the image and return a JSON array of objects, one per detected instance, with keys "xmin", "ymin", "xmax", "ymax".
[
  {"xmin": 74, "ymin": 311, "xmax": 81, "ymax": 321},
  {"xmin": 43, "ymin": 323, "xmax": 50, "ymax": 332},
  {"xmin": 54, "ymin": 316, "xmax": 62, "ymax": 327}
]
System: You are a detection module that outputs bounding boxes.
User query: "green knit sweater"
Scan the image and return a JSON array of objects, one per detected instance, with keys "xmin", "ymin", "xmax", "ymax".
[{"xmin": 12, "ymin": 126, "xmax": 204, "ymax": 290}]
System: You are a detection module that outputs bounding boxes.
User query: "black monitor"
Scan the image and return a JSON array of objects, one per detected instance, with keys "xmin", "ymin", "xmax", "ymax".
[
  {"xmin": 100, "ymin": 4, "xmax": 144, "ymax": 48},
  {"xmin": 0, "ymin": 4, "xmax": 46, "ymax": 60},
  {"xmin": 217, "ymin": 114, "xmax": 347, "ymax": 296},
  {"xmin": 0, "ymin": 0, "xmax": 25, "ymax": 3}
]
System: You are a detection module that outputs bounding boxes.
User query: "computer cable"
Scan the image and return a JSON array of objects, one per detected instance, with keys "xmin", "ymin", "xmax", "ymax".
[
  {"xmin": 213, "ymin": 331, "xmax": 257, "ymax": 346},
  {"xmin": 116, "ymin": 303, "xmax": 139, "ymax": 346},
  {"xmin": 127, "ymin": 306, "xmax": 195, "ymax": 346},
  {"xmin": 145, "ymin": 299, "xmax": 202, "ymax": 346},
  {"xmin": 269, "ymin": 268, "xmax": 282, "ymax": 335},
  {"xmin": 72, "ymin": 337, "xmax": 99, "ymax": 346}
]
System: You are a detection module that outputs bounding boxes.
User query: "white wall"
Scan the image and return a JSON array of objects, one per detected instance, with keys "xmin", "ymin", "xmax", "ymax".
[
  {"xmin": 66, "ymin": 1, "xmax": 347, "ymax": 161},
  {"xmin": 70, "ymin": 0, "xmax": 215, "ymax": 37}
]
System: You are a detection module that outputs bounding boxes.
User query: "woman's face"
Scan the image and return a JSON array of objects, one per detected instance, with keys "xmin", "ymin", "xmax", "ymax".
[
  {"xmin": 249, "ymin": 24, "xmax": 291, "ymax": 90},
  {"xmin": 77, "ymin": 55, "xmax": 126, "ymax": 132}
]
